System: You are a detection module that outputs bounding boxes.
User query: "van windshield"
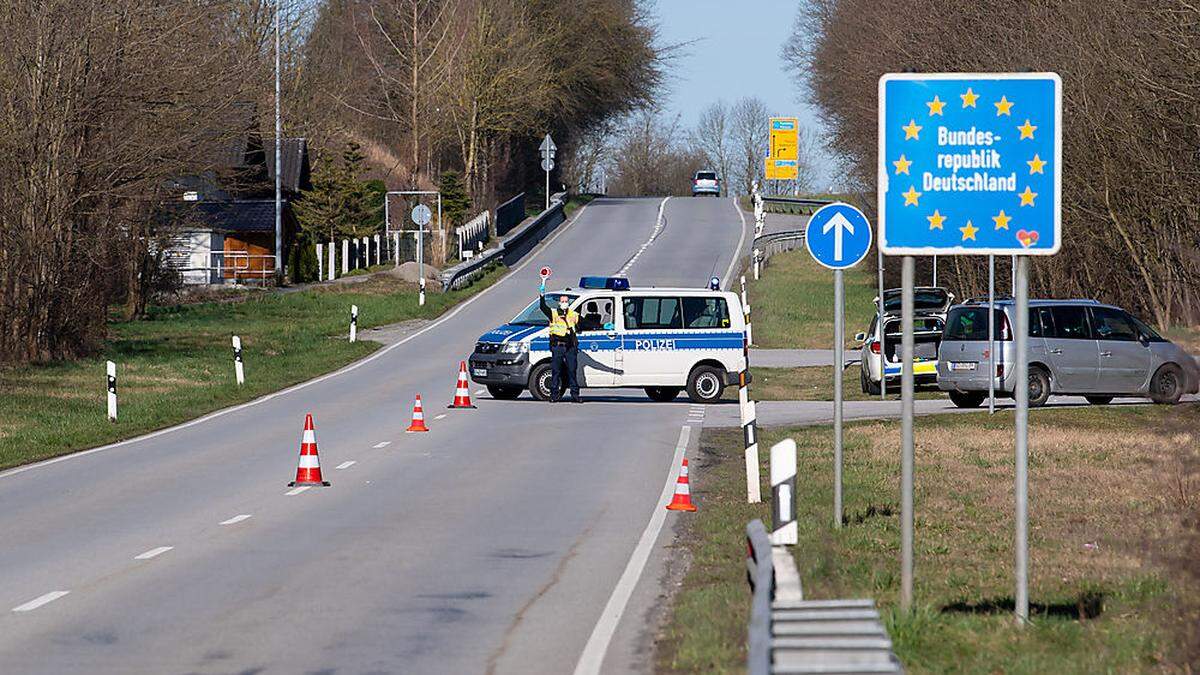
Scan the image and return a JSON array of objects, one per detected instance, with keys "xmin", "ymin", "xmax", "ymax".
[{"xmin": 510, "ymin": 294, "xmax": 578, "ymax": 326}]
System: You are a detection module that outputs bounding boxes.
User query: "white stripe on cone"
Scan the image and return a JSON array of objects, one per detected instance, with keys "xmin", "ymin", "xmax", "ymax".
[{"xmin": 298, "ymin": 455, "xmax": 321, "ymax": 468}]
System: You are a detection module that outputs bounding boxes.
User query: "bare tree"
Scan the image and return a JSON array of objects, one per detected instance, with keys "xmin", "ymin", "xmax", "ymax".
[
  {"xmin": 692, "ymin": 100, "xmax": 732, "ymax": 196},
  {"xmin": 730, "ymin": 96, "xmax": 770, "ymax": 195}
]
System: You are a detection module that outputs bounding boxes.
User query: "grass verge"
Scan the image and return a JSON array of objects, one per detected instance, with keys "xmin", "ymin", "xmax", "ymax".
[
  {"xmin": 0, "ymin": 266, "xmax": 505, "ymax": 470},
  {"xmin": 750, "ymin": 366, "xmax": 943, "ymax": 402},
  {"xmin": 747, "ymin": 248, "xmax": 877, "ymax": 349},
  {"xmin": 657, "ymin": 403, "xmax": 1200, "ymax": 673}
]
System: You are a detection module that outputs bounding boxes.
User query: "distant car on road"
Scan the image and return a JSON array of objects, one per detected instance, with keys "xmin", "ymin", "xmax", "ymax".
[
  {"xmin": 691, "ymin": 170, "xmax": 720, "ymax": 197},
  {"xmin": 856, "ymin": 287, "xmax": 954, "ymax": 395},
  {"xmin": 937, "ymin": 298, "xmax": 1199, "ymax": 407}
]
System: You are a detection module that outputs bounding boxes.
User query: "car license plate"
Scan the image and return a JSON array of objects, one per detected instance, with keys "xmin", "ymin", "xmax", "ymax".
[
  {"xmin": 949, "ymin": 362, "xmax": 977, "ymax": 372},
  {"xmin": 472, "ymin": 368, "xmax": 487, "ymax": 377}
]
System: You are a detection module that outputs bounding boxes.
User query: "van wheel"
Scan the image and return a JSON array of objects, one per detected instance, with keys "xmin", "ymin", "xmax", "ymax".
[
  {"xmin": 1150, "ymin": 364, "xmax": 1184, "ymax": 404},
  {"xmin": 687, "ymin": 366, "xmax": 725, "ymax": 404},
  {"xmin": 948, "ymin": 391, "xmax": 985, "ymax": 408},
  {"xmin": 487, "ymin": 384, "xmax": 523, "ymax": 400},
  {"xmin": 528, "ymin": 363, "xmax": 558, "ymax": 401},
  {"xmin": 861, "ymin": 368, "xmax": 881, "ymax": 395},
  {"xmin": 645, "ymin": 387, "xmax": 681, "ymax": 402},
  {"xmin": 1085, "ymin": 396, "xmax": 1113, "ymax": 406},
  {"xmin": 1028, "ymin": 367, "xmax": 1051, "ymax": 407}
]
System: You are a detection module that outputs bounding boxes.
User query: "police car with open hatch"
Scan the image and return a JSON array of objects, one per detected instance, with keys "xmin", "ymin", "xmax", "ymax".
[{"xmin": 468, "ymin": 276, "xmax": 748, "ymax": 403}]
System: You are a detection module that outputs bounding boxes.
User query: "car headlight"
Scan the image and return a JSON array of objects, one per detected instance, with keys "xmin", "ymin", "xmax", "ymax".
[{"xmin": 500, "ymin": 341, "xmax": 528, "ymax": 354}]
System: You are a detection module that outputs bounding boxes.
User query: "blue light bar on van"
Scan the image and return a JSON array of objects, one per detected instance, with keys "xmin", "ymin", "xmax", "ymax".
[{"xmin": 578, "ymin": 276, "xmax": 630, "ymax": 291}]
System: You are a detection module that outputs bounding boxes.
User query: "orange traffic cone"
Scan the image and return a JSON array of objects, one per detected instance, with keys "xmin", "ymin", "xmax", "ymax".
[
  {"xmin": 665, "ymin": 458, "xmax": 697, "ymax": 511},
  {"xmin": 406, "ymin": 394, "xmax": 429, "ymax": 432},
  {"xmin": 448, "ymin": 361, "xmax": 477, "ymax": 409},
  {"xmin": 289, "ymin": 413, "xmax": 330, "ymax": 487}
]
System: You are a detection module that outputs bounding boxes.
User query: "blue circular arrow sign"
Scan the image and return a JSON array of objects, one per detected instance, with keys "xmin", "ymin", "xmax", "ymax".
[{"xmin": 804, "ymin": 202, "xmax": 873, "ymax": 270}]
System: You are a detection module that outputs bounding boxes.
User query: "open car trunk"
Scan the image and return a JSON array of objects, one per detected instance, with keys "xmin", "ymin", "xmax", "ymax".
[{"xmin": 882, "ymin": 315, "xmax": 944, "ymax": 363}]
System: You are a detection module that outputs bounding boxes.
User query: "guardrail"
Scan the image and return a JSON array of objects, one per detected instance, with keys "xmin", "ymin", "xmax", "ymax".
[
  {"xmin": 761, "ymin": 196, "xmax": 832, "ymax": 215},
  {"xmin": 439, "ymin": 192, "xmax": 569, "ymax": 291},
  {"xmin": 745, "ymin": 518, "xmax": 904, "ymax": 674}
]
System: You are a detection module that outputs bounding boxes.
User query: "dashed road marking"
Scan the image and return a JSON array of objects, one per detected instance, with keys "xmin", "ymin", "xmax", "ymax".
[
  {"xmin": 134, "ymin": 546, "xmax": 173, "ymax": 560},
  {"xmin": 285, "ymin": 486, "xmax": 310, "ymax": 496},
  {"xmin": 434, "ymin": 413, "xmax": 448, "ymax": 420},
  {"xmin": 617, "ymin": 197, "xmax": 670, "ymax": 276},
  {"xmin": 12, "ymin": 591, "xmax": 69, "ymax": 613},
  {"xmin": 220, "ymin": 514, "xmax": 252, "ymax": 525},
  {"xmin": 373, "ymin": 441, "xmax": 391, "ymax": 448},
  {"xmin": 336, "ymin": 460, "xmax": 356, "ymax": 470}
]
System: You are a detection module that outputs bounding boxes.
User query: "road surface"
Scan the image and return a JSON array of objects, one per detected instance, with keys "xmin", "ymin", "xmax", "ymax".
[{"xmin": 0, "ymin": 196, "xmax": 748, "ymax": 674}]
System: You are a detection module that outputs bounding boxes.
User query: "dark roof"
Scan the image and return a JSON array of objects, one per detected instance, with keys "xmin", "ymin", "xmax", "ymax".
[
  {"xmin": 179, "ymin": 200, "xmax": 289, "ymax": 234},
  {"xmin": 264, "ymin": 138, "xmax": 311, "ymax": 194}
]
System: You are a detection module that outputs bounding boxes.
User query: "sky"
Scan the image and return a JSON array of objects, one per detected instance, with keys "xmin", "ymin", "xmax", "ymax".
[{"xmin": 648, "ymin": 0, "xmax": 837, "ymax": 189}]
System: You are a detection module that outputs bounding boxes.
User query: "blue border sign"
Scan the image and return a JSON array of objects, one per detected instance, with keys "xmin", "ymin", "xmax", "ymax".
[
  {"xmin": 878, "ymin": 72, "xmax": 1061, "ymax": 255},
  {"xmin": 805, "ymin": 202, "xmax": 873, "ymax": 270}
]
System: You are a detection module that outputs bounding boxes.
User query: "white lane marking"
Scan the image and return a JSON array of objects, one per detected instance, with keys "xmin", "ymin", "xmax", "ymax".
[
  {"xmin": 285, "ymin": 486, "xmax": 310, "ymax": 496},
  {"xmin": 475, "ymin": 388, "xmax": 486, "ymax": 396},
  {"xmin": 220, "ymin": 514, "xmax": 252, "ymax": 525},
  {"xmin": 12, "ymin": 591, "xmax": 70, "ymax": 613},
  {"xmin": 725, "ymin": 196, "xmax": 751, "ymax": 290},
  {"xmin": 134, "ymin": 546, "xmax": 173, "ymax": 560},
  {"xmin": 0, "ymin": 200, "xmax": 597, "ymax": 483},
  {"xmin": 574, "ymin": 425, "xmax": 691, "ymax": 675},
  {"xmin": 373, "ymin": 441, "xmax": 391, "ymax": 448},
  {"xmin": 335, "ymin": 460, "xmax": 356, "ymax": 470},
  {"xmin": 434, "ymin": 413, "xmax": 448, "ymax": 420},
  {"xmin": 617, "ymin": 197, "xmax": 671, "ymax": 276}
]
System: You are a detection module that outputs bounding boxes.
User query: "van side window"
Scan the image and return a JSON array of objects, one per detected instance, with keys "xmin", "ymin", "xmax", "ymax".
[
  {"xmin": 1090, "ymin": 307, "xmax": 1138, "ymax": 341},
  {"xmin": 1035, "ymin": 307, "xmax": 1055, "ymax": 338},
  {"xmin": 623, "ymin": 297, "xmax": 683, "ymax": 330},
  {"xmin": 1049, "ymin": 305, "xmax": 1090, "ymax": 339},
  {"xmin": 577, "ymin": 297, "xmax": 613, "ymax": 332},
  {"xmin": 682, "ymin": 297, "xmax": 730, "ymax": 329}
]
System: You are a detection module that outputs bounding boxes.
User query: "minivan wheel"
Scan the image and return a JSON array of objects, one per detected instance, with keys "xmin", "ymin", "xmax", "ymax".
[
  {"xmin": 487, "ymin": 384, "xmax": 523, "ymax": 400},
  {"xmin": 645, "ymin": 386, "xmax": 681, "ymax": 402},
  {"xmin": 948, "ymin": 391, "xmax": 986, "ymax": 408},
  {"xmin": 1150, "ymin": 364, "xmax": 1184, "ymax": 405},
  {"xmin": 1085, "ymin": 395, "xmax": 1113, "ymax": 406},
  {"xmin": 861, "ymin": 368, "xmax": 881, "ymax": 396},
  {"xmin": 528, "ymin": 363, "xmax": 558, "ymax": 401},
  {"xmin": 687, "ymin": 366, "xmax": 725, "ymax": 404},
  {"xmin": 1028, "ymin": 367, "xmax": 1051, "ymax": 407}
]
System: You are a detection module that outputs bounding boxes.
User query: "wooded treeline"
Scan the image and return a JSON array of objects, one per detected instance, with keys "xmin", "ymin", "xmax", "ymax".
[
  {"xmin": 787, "ymin": 0, "xmax": 1200, "ymax": 328},
  {"xmin": 0, "ymin": 0, "xmax": 661, "ymax": 364}
]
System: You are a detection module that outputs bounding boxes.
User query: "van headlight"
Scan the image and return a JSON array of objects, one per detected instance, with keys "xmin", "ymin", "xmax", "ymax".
[{"xmin": 500, "ymin": 342, "xmax": 528, "ymax": 354}]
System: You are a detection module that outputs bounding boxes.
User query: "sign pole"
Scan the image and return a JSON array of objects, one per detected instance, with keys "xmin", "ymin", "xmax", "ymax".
[
  {"xmin": 1014, "ymin": 256, "xmax": 1030, "ymax": 624},
  {"xmin": 932, "ymin": 255, "xmax": 937, "ymax": 286},
  {"xmin": 900, "ymin": 256, "xmax": 915, "ymax": 611},
  {"xmin": 833, "ymin": 268, "xmax": 844, "ymax": 529},
  {"xmin": 877, "ymin": 246, "xmax": 886, "ymax": 399},
  {"xmin": 989, "ymin": 255, "xmax": 996, "ymax": 414}
]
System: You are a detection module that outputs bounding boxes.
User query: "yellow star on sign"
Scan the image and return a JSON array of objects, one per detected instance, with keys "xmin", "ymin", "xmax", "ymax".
[
  {"xmin": 960, "ymin": 88, "xmax": 979, "ymax": 108},
  {"xmin": 995, "ymin": 96, "xmax": 1014, "ymax": 116},
  {"xmin": 902, "ymin": 119, "xmax": 922, "ymax": 140},
  {"xmin": 893, "ymin": 155, "xmax": 912, "ymax": 175},
  {"xmin": 1018, "ymin": 119, "xmax": 1037, "ymax": 140},
  {"xmin": 902, "ymin": 186, "xmax": 922, "ymax": 206},
  {"xmin": 926, "ymin": 95, "xmax": 946, "ymax": 116},
  {"xmin": 927, "ymin": 210, "xmax": 946, "ymax": 230},
  {"xmin": 1027, "ymin": 154, "xmax": 1047, "ymax": 174},
  {"xmin": 960, "ymin": 220, "xmax": 979, "ymax": 241},
  {"xmin": 992, "ymin": 210, "xmax": 1011, "ymax": 230},
  {"xmin": 1019, "ymin": 186, "xmax": 1038, "ymax": 206}
]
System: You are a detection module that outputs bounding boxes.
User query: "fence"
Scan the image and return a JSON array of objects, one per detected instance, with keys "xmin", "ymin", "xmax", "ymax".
[
  {"xmin": 440, "ymin": 192, "xmax": 568, "ymax": 291},
  {"xmin": 164, "ymin": 250, "xmax": 277, "ymax": 285},
  {"xmin": 495, "ymin": 192, "xmax": 526, "ymax": 236},
  {"xmin": 456, "ymin": 210, "xmax": 490, "ymax": 260}
]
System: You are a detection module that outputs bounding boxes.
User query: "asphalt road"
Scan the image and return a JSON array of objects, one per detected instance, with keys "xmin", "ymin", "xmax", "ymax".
[{"xmin": 0, "ymin": 196, "xmax": 749, "ymax": 674}]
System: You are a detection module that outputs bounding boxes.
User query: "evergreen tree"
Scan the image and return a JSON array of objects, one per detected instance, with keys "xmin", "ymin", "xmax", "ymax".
[{"xmin": 438, "ymin": 170, "xmax": 471, "ymax": 228}]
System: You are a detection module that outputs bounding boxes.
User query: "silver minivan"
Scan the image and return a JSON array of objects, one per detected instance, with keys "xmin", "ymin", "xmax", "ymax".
[{"xmin": 938, "ymin": 299, "xmax": 1199, "ymax": 407}]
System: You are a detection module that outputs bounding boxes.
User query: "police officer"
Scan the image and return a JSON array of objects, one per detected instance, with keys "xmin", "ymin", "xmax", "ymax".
[{"xmin": 539, "ymin": 288, "xmax": 582, "ymax": 403}]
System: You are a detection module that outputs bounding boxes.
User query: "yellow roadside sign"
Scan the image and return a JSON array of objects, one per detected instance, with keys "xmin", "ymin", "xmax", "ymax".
[
  {"xmin": 769, "ymin": 117, "xmax": 800, "ymax": 161},
  {"xmin": 765, "ymin": 157, "xmax": 798, "ymax": 181}
]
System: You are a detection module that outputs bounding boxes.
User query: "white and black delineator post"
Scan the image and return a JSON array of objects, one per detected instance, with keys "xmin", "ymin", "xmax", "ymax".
[
  {"xmin": 419, "ymin": 278, "xmax": 426, "ymax": 307},
  {"xmin": 232, "ymin": 335, "xmax": 245, "ymax": 386},
  {"xmin": 349, "ymin": 304, "xmax": 358, "ymax": 343},
  {"xmin": 106, "ymin": 360, "xmax": 117, "ymax": 422},
  {"xmin": 739, "ymin": 337, "xmax": 762, "ymax": 503},
  {"xmin": 770, "ymin": 439, "xmax": 798, "ymax": 545},
  {"xmin": 753, "ymin": 248, "xmax": 761, "ymax": 280},
  {"xmin": 740, "ymin": 275, "xmax": 752, "ymax": 346}
]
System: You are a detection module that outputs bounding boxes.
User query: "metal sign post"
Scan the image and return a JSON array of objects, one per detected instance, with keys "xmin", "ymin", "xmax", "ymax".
[
  {"xmin": 877, "ymin": 247, "xmax": 886, "ymax": 399},
  {"xmin": 540, "ymin": 134, "xmax": 556, "ymax": 211},
  {"xmin": 879, "ymin": 71, "xmax": 1062, "ymax": 620},
  {"xmin": 805, "ymin": 202, "xmax": 873, "ymax": 530},
  {"xmin": 988, "ymin": 255, "xmax": 996, "ymax": 413}
]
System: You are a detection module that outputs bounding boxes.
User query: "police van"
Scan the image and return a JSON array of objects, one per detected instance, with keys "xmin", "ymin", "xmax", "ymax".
[{"xmin": 468, "ymin": 276, "xmax": 748, "ymax": 403}]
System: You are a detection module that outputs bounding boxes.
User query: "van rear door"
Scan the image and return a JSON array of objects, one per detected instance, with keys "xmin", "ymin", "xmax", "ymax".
[{"xmin": 1043, "ymin": 305, "xmax": 1099, "ymax": 392}]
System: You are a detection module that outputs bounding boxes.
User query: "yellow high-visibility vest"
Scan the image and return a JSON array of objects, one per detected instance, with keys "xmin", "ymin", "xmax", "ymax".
[{"xmin": 548, "ymin": 308, "xmax": 579, "ymax": 338}]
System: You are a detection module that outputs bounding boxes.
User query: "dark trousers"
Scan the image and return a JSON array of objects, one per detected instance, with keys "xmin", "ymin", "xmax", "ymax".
[{"xmin": 550, "ymin": 343, "xmax": 579, "ymax": 400}]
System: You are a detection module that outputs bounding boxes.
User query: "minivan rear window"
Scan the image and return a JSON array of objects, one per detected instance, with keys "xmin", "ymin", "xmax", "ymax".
[
  {"xmin": 696, "ymin": 172, "xmax": 717, "ymax": 180},
  {"xmin": 944, "ymin": 307, "xmax": 1008, "ymax": 341}
]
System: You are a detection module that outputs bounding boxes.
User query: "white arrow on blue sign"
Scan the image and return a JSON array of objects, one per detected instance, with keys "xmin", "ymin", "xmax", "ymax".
[{"xmin": 805, "ymin": 202, "xmax": 873, "ymax": 270}]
